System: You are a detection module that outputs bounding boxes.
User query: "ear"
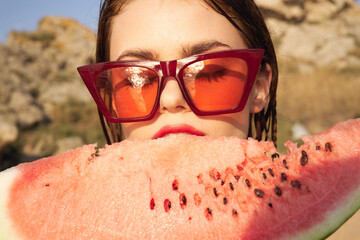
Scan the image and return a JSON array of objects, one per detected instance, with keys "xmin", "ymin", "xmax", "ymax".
[{"xmin": 250, "ymin": 63, "xmax": 272, "ymax": 113}]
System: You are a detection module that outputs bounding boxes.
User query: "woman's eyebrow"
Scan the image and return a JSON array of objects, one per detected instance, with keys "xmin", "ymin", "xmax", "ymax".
[
  {"xmin": 181, "ymin": 40, "xmax": 231, "ymax": 57},
  {"xmin": 115, "ymin": 40, "xmax": 230, "ymax": 61},
  {"xmin": 116, "ymin": 49, "xmax": 159, "ymax": 61}
]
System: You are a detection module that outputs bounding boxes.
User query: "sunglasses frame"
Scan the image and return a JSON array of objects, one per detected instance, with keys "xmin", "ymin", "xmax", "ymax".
[{"xmin": 77, "ymin": 48, "xmax": 265, "ymax": 123}]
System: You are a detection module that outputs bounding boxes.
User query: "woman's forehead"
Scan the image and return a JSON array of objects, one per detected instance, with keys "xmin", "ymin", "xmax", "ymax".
[{"xmin": 109, "ymin": 0, "xmax": 246, "ymax": 61}]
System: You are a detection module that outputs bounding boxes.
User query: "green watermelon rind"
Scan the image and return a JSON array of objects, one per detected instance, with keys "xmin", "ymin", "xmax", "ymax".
[
  {"xmin": 0, "ymin": 167, "xmax": 22, "ymax": 240},
  {"xmin": 286, "ymin": 180, "xmax": 360, "ymax": 240}
]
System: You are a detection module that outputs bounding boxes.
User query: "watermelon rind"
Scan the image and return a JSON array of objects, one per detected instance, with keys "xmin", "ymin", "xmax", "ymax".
[
  {"xmin": 0, "ymin": 167, "xmax": 22, "ymax": 240},
  {"xmin": 282, "ymin": 172, "xmax": 360, "ymax": 240}
]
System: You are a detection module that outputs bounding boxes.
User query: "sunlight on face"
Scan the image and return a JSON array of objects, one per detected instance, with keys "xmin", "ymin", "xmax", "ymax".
[{"xmin": 109, "ymin": 0, "xmax": 259, "ymax": 140}]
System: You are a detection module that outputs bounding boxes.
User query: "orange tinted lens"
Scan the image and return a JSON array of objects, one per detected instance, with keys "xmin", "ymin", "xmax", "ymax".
[
  {"xmin": 96, "ymin": 66, "xmax": 159, "ymax": 119},
  {"xmin": 183, "ymin": 58, "xmax": 248, "ymax": 111}
]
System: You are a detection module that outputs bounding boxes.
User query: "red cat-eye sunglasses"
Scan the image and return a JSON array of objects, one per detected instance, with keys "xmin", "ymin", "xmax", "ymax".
[{"xmin": 77, "ymin": 49, "xmax": 264, "ymax": 123}]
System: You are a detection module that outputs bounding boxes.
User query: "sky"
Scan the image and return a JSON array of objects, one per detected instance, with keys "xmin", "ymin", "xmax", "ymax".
[
  {"xmin": 0, "ymin": 0, "xmax": 100, "ymax": 43},
  {"xmin": 0, "ymin": 0, "xmax": 360, "ymax": 43}
]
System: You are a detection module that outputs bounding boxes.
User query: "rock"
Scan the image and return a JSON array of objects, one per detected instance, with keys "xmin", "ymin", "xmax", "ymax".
[
  {"xmin": 342, "ymin": 7, "xmax": 360, "ymax": 40},
  {"xmin": 257, "ymin": 0, "xmax": 305, "ymax": 22},
  {"xmin": 22, "ymin": 134, "xmax": 55, "ymax": 161},
  {"xmin": 39, "ymin": 81, "xmax": 91, "ymax": 105},
  {"xmin": 36, "ymin": 16, "xmax": 96, "ymax": 66},
  {"xmin": 0, "ymin": 120, "xmax": 18, "ymax": 150},
  {"xmin": 8, "ymin": 91, "xmax": 33, "ymax": 110},
  {"xmin": 316, "ymin": 35, "xmax": 355, "ymax": 66},
  {"xmin": 257, "ymin": 0, "xmax": 355, "ymax": 23},
  {"xmin": 8, "ymin": 91, "xmax": 44, "ymax": 128},
  {"xmin": 38, "ymin": 80, "xmax": 92, "ymax": 120},
  {"xmin": 55, "ymin": 137, "xmax": 84, "ymax": 155},
  {"xmin": 258, "ymin": 0, "xmax": 360, "ymax": 71},
  {"xmin": 305, "ymin": 0, "xmax": 354, "ymax": 23},
  {"xmin": 277, "ymin": 22, "xmax": 357, "ymax": 70},
  {"xmin": 16, "ymin": 105, "xmax": 44, "ymax": 129}
]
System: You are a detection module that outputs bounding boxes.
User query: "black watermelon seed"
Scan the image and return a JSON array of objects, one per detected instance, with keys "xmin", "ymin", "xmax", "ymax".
[
  {"xmin": 182, "ymin": 195, "xmax": 187, "ymax": 204},
  {"xmin": 172, "ymin": 179, "xmax": 179, "ymax": 191},
  {"xmin": 232, "ymin": 209, "xmax": 238, "ymax": 217},
  {"xmin": 268, "ymin": 168, "xmax": 274, "ymax": 177},
  {"xmin": 245, "ymin": 179, "xmax": 251, "ymax": 188},
  {"xmin": 223, "ymin": 197, "xmax": 228, "ymax": 205},
  {"xmin": 180, "ymin": 194, "xmax": 187, "ymax": 209},
  {"xmin": 300, "ymin": 150, "xmax": 308, "ymax": 166},
  {"xmin": 282, "ymin": 159, "xmax": 288, "ymax": 169},
  {"xmin": 291, "ymin": 180, "xmax": 301, "ymax": 189},
  {"xmin": 268, "ymin": 203, "xmax": 273, "ymax": 208},
  {"xmin": 150, "ymin": 198, "xmax": 155, "ymax": 210},
  {"xmin": 281, "ymin": 173, "xmax": 287, "ymax": 182},
  {"xmin": 221, "ymin": 180, "xmax": 225, "ymax": 186},
  {"xmin": 229, "ymin": 182, "xmax": 234, "ymax": 191},
  {"xmin": 234, "ymin": 175, "xmax": 240, "ymax": 182},
  {"xmin": 262, "ymin": 173, "xmax": 267, "ymax": 180},
  {"xmin": 325, "ymin": 142, "xmax": 332, "ymax": 152},
  {"xmin": 316, "ymin": 145, "xmax": 321, "ymax": 151},
  {"xmin": 213, "ymin": 188, "xmax": 218, "ymax": 197},
  {"xmin": 271, "ymin": 153, "xmax": 280, "ymax": 159},
  {"xmin": 274, "ymin": 186, "xmax": 282, "ymax": 196},
  {"xmin": 168, "ymin": 201, "xmax": 172, "ymax": 209},
  {"xmin": 205, "ymin": 208, "xmax": 213, "ymax": 221},
  {"xmin": 254, "ymin": 189, "xmax": 264, "ymax": 198},
  {"xmin": 164, "ymin": 199, "xmax": 171, "ymax": 212}
]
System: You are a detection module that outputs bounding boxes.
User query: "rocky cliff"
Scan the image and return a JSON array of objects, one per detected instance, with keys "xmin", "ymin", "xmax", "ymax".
[
  {"xmin": 1, "ymin": 1, "xmax": 360, "ymax": 170},
  {"xmin": 0, "ymin": 16, "xmax": 99, "ymax": 170},
  {"xmin": 257, "ymin": 0, "xmax": 360, "ymax": 72}
]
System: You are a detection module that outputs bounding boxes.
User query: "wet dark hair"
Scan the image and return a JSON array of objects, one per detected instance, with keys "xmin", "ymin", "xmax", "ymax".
[{"xmin": 96, "ymin": 0, "xmax": 278, "ymax": 145}]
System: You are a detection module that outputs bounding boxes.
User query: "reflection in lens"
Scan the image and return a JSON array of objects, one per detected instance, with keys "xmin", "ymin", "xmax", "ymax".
[
  {"xmin": 183, "ymin": 58, "xmax": 249, "ymax": 112},
  {"xmin": 183, "ymin": 61, "xmax": 204, "ymax": 79},
  {"xmin": 96, "ymin": 66, "xmax": 158, "ymax": 119},
  {"xmin": 125, "ymin": 67, "xmax": 152, "ymax": 89}
]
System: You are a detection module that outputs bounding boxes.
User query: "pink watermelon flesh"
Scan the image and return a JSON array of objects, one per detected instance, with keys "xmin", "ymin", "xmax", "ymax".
[{"xmin": 0, "ymin": 119, "xmax": 360, "ymax": 240}]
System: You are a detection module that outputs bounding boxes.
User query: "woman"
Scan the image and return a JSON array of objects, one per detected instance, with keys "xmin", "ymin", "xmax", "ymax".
[{"xmin": 78, "ymin": 0, "xmax": 278, "ymax": 144}]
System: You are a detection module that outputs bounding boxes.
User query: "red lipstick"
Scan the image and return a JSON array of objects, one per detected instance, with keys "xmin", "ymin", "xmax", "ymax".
[{"xmin": 152, "ymin": 124, "xmax": 205, "ymax": 139}]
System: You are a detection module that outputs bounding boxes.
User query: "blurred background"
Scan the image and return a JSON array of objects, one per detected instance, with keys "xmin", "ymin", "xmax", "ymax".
[
  {"xmin": 0, "ymin": 0, "xmax": 360, "ymax": 171},
  {"xmin": 0, "ymin": 1, "xmax": 359, "ymax": 239}
]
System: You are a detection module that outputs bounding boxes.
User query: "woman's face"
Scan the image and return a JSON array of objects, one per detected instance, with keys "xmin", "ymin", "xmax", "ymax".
[{"xmin": 110, "ymin": 0, "xmax": 271, "ymax": 140}]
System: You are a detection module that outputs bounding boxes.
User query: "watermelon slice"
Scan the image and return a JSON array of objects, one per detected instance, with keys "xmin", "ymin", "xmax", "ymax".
[{"xmin": 0, "ymin": 119, "xmax": 359, "ymax": 240}]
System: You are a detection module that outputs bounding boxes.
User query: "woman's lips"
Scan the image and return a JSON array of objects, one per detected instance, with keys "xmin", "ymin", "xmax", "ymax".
[{"xmin": 152, "ymin": 124, "xmax": 206, "ymax": 139}]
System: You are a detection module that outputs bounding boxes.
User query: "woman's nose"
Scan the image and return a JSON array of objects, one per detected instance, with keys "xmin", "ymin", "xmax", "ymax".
[{"xmin": 159, "ymin": 77, "xmax": 191, "ymax": 114}]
